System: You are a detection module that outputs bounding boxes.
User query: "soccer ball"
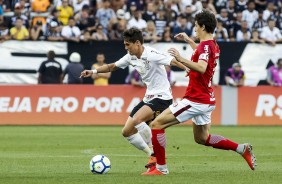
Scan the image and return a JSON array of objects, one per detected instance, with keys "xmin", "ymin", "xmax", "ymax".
[{"xmin": 89, "ymin": 155, "xmax": 111, "ymax": 174}]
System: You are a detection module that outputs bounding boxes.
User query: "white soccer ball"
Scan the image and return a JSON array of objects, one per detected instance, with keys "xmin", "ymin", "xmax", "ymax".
[{"xmin": 89, "ymin": 155, "xmax": 111, "ymax": 174}]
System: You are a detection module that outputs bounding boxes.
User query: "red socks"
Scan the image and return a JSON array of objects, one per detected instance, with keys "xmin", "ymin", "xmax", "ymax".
[
  {"xmin": 152, "ymin": 129, "xmax": 166, "ymax": 165},
  {"xmin": 205, "ymin": 134, "xmax": 238, "ymax": 151}
]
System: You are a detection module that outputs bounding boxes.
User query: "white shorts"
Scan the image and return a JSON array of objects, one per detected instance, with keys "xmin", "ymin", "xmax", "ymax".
[{"xmin": 169, "ymin": 98, "xmax": 215, "ymax": 125}]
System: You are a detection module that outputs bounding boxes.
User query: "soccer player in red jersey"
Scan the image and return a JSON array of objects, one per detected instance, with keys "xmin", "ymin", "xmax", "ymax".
[{"xmin": 142, "ymin": 10, "xmax": 256, "ymax": 175}]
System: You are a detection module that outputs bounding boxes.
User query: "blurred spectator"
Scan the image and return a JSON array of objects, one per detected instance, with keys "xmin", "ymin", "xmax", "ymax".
[
  {"xmin": 125, "ymin": 69, "xmax": 145, "ymax": 87},
  {"xmin": 38, "ymin": 50, "xmax": 63, "ymax": 84},
  {"xmin": 161, "ymin": 27, "xmax": 173, "ymax": 42},
  {"xmin": 46, "ymin": 21, "xmax": 63, "ymax": 41},
  {"xmin": 255, "ymin": 0, "xmax": 267, "ymax": 11},
  {"xmin": 63, "ymin": 52, "xmax": 84, "ymax": 84},
  {"xmin": 127, "ymin": 10, "xmax": 146, "ymax": 30},
  {"xmin": 173, "ymin": 15, "xmax": 192, "ymax": 37},
  {"xmin": 263, "ymin": 2, "xmax": 275, "ymax": 21},
  {"xmin": 9, "ymin": 3, "xmax": 29, "ymax": 29},
  {"xmin": 142, "ymin": 2, "xmax": 156, "ymax": 22},
  {"xmin": 250, "ymin": 29, "xmax": 265, "ymax": 43},
  {"xmin": 226, "ymin": 0, "xmax": 236, "ymax": 20},
  {"xmin": 201, "ymin": 0, "xmax": 217, "ymax": 15},
  {"xmin": 91, "ymin": 53, "xmax": 111, "ymax": 85},
  {"xmin": 143, "ymin": 20, "xmax": 161, "ymax": 43},
  {"xmin": 0, "ymin": 0, "xmax": 11, "ymax": 12},
  {"xmin": 109, "ymin": 21, "xmax": 126, "ymax": 40},
  {"xmin": 109, "ymin": 9, "xmax": 130, "ymax": 36},
  {"xmin": 252, "ymin": 9, "xmax": 267, "ymax": 33},
  {"xmin": 215, "ymin": 0, "xmax": 227, "ymax": 13},
  {"xmin": 10, "ymin": 17, "xmax": 29, "ymax": 40},
  {"xmin": 30, "ymin": 20, "xmax": 45, "ymax": 40},
  {"xmin": 164, "ymin": 1, "xmax": 178, "ymax": 26},
  {"xmin": 75, "ymin": 5, "xmax": 96, "ymax": 34},
  {"xmin": 165, "ymin": 66, "xmax": 176, "ymax": 86},
  {"xmin": 276, "ymin": 5, "xmax": 282, "ymax": 31},
  {"xmin": 57, "ymin": 0, "xmax": 74, "ymax": 25},
  {"xmin": 61, "ymin": 16, "xmax": 81, "ymax": 42},
  {"xmin": 155, "ymin": 7, "xmax": 168, "ymax": 36},
  {"xmin": 0, "ymin": 15, "xmax": 9, "ymax": 42},
  {"xmin": 235, "ymin": 0, "xmax": 248, "ymax": 12},
  {"xmin": 95, "ymin": 0, "xmax": 116, "ymax": 33},
  {"xmin": 91, "ymin": 24, "xmax": 108, "ymax": 40},
  {"xmin": 214, "ymin": 20, "xmax": 229, "ymax": 42},
  {"xmin": 242, "ymin": 1, "xmax": 258, "ymax": 30},
  {"xmin": 236, "ymin": 21, "xmax": 251, "ymax": 41},
  {"xmin": 191, "ymin": 0, "xmax": 203, "ymax": 14},
  {"xmin": 126, "ymin": 0, "xmax": 144, "ymax": 12},
  {"xmin": 225, "ymin": 63, "xmax": 245, "ymax": 87},
  {"xmin": 128, "ymin": 1, "xmax": 138, "ymax": 15},
  {"xmin": 31, "ymin": 0, "xmax": 50, "ymax": 26},
  {"xmin": 70, "ymin": 0, "xmax": 89, "ymax": 14},
  {"xmin": 229, "ymin": 11, "xmax": 243, "ymax": 40},
  {"xmin": 216, "ymin": 8, "xmax": 231, "ymax": 29},
  {"xmin": 46, "ymin": 8, "xmax": 63, "ymax": 29},
  {"xmin": 267, "ymin": 58, "xmax": 282, "ymax": 86},
  {"xmin": 260, "ymin": 18, "xmax": 282, "ymax": 46},
  {"xmin": 183, "ymin": 5, "xmax": 194, "ymax": 30},
  {"xmin": 19, "ymin": 0, "xmax": 31, "ymax": 17}
]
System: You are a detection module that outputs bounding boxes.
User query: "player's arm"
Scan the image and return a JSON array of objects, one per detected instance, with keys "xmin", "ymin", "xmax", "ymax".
[
  {"xmin": 168, "ymin": 48, "xmax": 207, "ymax": 74},
  {"xmin": 80, "ymin": 63, "xmax": 118, "ymax": 78},
  {"xmin": 170, "ymin": 59, "xmax": 190, "ymax": 73},
  {"xmin": 174, "ymin": 32, "xmax": 197, "ymax": 50},
  {"xmin": 97, "ymin": 72, "xmax": 111, "ymax": 79}
]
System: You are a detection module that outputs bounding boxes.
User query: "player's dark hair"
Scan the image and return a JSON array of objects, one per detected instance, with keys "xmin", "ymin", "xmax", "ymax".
[
  {"xmin": 47, "ymin": 50, "xmax": 55, "ymax": 60},
  {"xmin": 277, "ymin": 58, "xmax": 282, "ymax": 65},
  {"xmin": 123, "ymin": 27, "xmax": 144, "ymax": 44},
  {"xmin": 195, "ymin": 10, "xmax": 217, "ymax": 34}
]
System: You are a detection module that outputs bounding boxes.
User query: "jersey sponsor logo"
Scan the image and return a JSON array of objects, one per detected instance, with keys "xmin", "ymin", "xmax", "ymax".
[
  {"xmin": 199, "ymin": 53, "xmax": 209, "ymax": 61},
  {"xmin": 130, "ymin": 57, "xmax": 137, "ymax": 60}
]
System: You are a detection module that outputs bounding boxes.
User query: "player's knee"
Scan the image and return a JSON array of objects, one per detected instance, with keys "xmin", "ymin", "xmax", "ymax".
[
  {"xmin": 150, "ymin": 120, "xmax": 162, "ymax": 129},
  {"xmin": 121, "ymin": 127, "xmax": 131, "ymax": 137}
]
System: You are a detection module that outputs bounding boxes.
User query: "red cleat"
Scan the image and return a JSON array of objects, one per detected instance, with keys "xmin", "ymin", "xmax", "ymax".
[
  {"xmin": 241, "ymin": 143, "xmax": 256, "ymax": 170},
  {"xmin": 141, "ymin": 167, "xmax": 167, "ymax": 176},
  {"xmin": 145, "ymin": 155, "xmax": 157, "ymax": 169}
]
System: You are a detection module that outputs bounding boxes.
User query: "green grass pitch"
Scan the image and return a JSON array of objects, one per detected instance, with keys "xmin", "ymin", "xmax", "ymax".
[{"xmin": 0, "ymin": 126, "xmax": 281, "ymax": 184}]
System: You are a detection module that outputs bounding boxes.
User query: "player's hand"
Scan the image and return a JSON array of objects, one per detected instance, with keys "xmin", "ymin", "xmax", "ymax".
[
  {"xmin": 174, "ymin": 32, "xmax": 190, "ymax": 43},
  {"xmin": 80, "ymin": 70, "xmax": 93, "ymax": 78},
  {"xmin": 168, "ymin": 48, "xmax": 181, "ymax": 61}
]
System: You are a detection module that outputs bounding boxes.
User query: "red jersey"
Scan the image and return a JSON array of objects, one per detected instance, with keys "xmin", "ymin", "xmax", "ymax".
[{"xmin": 183, "ymin": 40, "xmax": 220, "ymax": 104}]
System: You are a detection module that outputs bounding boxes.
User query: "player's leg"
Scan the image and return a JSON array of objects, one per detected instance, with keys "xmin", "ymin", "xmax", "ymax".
[
  {"xmin": 192, "ymin": 108, "xmax": 256, "ymax": 170},
  {"xmin": 122, "ymin": 103, "xmax": 154, "ymax": 157},
  {"xmin": 142, "ymin": 107, "xmax": 180, "ymax": 175},
  {"xmin": 141, "ymin": 98, "xmax": 173, "ymax": 170}
]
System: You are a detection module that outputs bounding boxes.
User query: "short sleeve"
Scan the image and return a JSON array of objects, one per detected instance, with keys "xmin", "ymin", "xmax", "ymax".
[
  {"xmin": 115, "ymin": 54, "xmax": 130, "ymax": 69},
  {"xmin": 151, "ymin": 50, "xmax": 173, "ymax": 66},
  {"xmin": 197, "ymin": 43, "xmax": 210, "ymax": 62}
]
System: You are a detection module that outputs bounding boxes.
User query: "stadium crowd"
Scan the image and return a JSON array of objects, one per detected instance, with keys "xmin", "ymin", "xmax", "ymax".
[{"xmin": 0, "ymin": 0, "xmax": 282, "ymax": 44}]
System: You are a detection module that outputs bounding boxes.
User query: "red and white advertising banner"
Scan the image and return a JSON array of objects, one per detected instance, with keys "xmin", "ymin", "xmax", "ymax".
[
  {"xmin": 0, "ymin": 85, "xmax": 221, "ymax": 125},
  {"xmin": 238, "ymin": 87, "xmax": 282, "ymax": 125}
]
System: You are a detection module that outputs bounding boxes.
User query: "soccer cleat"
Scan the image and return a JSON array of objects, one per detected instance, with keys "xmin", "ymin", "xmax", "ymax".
[
  {"xmin": 141, "ymin": 167, "xmax": 168, "ymax": 176},
  {"xmin": 241, "ymin": 143, "xmax": 257, "ymax": 170},
  {"xmin": 145, "ymin": 155, "xmax": 157, "ymax": 169}
]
